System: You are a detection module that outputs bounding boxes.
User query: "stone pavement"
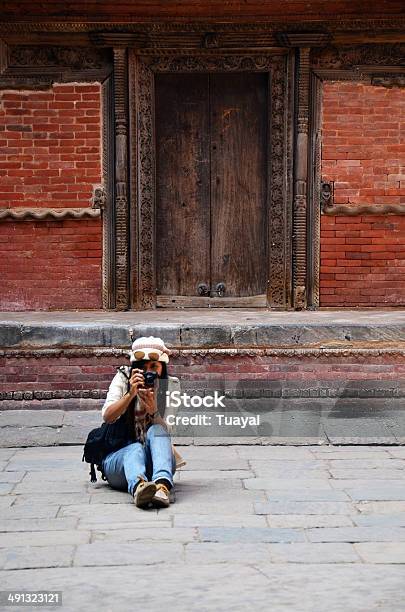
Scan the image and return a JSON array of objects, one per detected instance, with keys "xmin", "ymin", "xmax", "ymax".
[{"xmin": 1, "ymin": 444, "xmax": 405, "ymax": 611}]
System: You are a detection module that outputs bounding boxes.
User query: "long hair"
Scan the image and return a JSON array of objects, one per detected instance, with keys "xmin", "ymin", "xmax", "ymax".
[{"xmin": 125, "ymin": 359, "xmax": 169, "ymax": 437}]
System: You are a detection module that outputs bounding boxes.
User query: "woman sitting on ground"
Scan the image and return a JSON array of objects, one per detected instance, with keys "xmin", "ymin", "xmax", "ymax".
[{"xmin": 101, "ymin": 336, "xmax": 184, "ymax": 509}]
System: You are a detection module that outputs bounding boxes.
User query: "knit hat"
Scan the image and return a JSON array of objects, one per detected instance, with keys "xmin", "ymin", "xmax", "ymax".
[{"xmin": 129, "ymin": 336, "xmax": 170, "ymax": 363}]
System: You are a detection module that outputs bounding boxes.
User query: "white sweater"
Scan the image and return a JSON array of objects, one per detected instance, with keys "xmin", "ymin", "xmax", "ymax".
[
  {"xmin": 101, "ymin": 366, "xmax": 186, "ymax": 468},
  {"xmin": 101, "ymin": 366, "xmax": 181, "ymax": 422}
]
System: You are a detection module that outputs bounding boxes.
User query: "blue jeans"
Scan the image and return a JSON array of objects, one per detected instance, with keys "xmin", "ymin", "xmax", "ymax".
[{"xmin": 101, "ymin": 424, "xmax": 176, "ymax": 496}]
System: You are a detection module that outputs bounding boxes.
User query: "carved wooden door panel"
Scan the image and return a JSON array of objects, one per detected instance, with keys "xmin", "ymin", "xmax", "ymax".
[{"xmin": 155, "ymin": 72, "xmax": 268, "ymax": 307}]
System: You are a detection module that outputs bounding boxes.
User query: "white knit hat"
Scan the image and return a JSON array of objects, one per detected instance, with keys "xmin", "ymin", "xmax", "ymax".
[{"xmin": 129, "ymin": 336, "xmax": 170, "ymax": 363}]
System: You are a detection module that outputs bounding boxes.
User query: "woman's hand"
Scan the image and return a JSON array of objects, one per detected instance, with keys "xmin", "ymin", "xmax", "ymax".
[
  {"xmin": 137, "ymin": 387, "xmax": 157, "ymax": 415},
  {"xmin": 128, "ymin": 368, "xmax": 145, "ymax": 399}
]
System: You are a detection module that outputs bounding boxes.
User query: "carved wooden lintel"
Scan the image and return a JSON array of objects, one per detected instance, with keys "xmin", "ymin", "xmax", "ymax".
[
  {"xmin": 90, "ymin": 32, "xmax": 149, "ymax": 47},
  {"xmin": 0, "ymin": 207, "xmax": 101, "ymax": 220},
  {"xmin": 0, "ymin": 40, "xmax": 112, "ymax": 88},
  {"xmin": 311, "ymin": 43, "xmax": 405, "ymax": 82},
  {"xmin": 276, "ymin": 32, "xmax": 331, "ymax": 48},
  {"xmin": 371, "ymin": 75, "xmax": 405, "ymax": 88},
  {"xmin": 323, "ymin": 203, "xmax": 405, "ymax": 216}
]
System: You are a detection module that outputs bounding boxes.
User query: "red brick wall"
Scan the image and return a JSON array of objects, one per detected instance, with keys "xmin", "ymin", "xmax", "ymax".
[
  {"xmin": 320, "ymin": 82, "xmax": 405, "ymax": 307},
  {"xmin": 1, "ymin": 353, "xmax": 404, "ymax": 406},
  {"xmin": 0, "ymin": 83, "xmax": 102, "ymax": 310}
]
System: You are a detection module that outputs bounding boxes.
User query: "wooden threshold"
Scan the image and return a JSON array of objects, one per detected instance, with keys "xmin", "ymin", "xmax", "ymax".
[{"xmin": 156, "ymin": 294, "xmax": 267, "ymax": 308}]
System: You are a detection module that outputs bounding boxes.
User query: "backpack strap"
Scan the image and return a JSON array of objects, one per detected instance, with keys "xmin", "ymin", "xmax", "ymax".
[
  {"xmin": 89, "ymin": 463, "xmax": 97, "ymax": 482},
  {"xmin": 117, "ymin": 365, "xmax": 131, "ymax": 393}
]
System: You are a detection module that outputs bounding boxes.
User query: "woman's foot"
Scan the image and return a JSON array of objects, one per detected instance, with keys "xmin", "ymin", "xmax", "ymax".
[
  {"xmin": 133, "ymin": 478, "xmax": 157, "ymax": 508},
  {"xmin": 152, "ymin": 481, "xmax": 171, "ymax": 508}
]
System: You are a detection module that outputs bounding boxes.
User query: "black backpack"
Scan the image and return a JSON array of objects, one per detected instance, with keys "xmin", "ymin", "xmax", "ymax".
[
  {"xmin": 82, "ymin": 366, "xmax": 135, "ymax": 482},
  {"xmin": 82, "ymin": 413, "xmax": 134, "ymax": 482}
]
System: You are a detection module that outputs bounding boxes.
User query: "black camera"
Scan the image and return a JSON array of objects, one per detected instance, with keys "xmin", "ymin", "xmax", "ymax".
[{"xmin": 143, "ymin": 370, "xmax": 158, "ymax": 388}]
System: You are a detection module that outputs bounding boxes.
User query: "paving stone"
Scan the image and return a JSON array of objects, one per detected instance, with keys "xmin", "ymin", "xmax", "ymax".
[
  {"xmin": 169, "ymin": 497, "xmax": 260, "ymax": 515},
  {"xmin": 0, "ymin": 530, "xmax": 90, "ymax": 547},
  {"xmin": 354, "ymin": 542, "xmax": 405, "ymax": 563},
  {"xmin": 344, "ymin": 486, "xmax": 405, "ymax": 501},
  {"xmin": 78, "ymin": 519, "xmax": 172, "ymax": 530},
  {"xmin": 0, "ymin": 461, "xmax": 8, "ymax": 470},
  {"xmin": 328, "ymin": 459, "xmax": 405, "ymax": 470},
  {"xmin": 12, "ymin": 493, "xmax": 91, "ymax": 506},
  {"xmin": 307, "ymin": 526, "xmax": 405, "ymax": 543},
  {"xmin": 0, "ymin": 449, "xmax": 17, "ymax": 460},
  {"xmin": 264, "ymin": 490, "xmax": 350, "ymax": 502},
  {"xmin": 249, "ymin": 462, "xmax": 330, "ymax": 478},
  {"xmin": 244, "ymin": 478, "xmax": 333, "ymax": 491},
  {"xmin": 356, "ymin": 501, "xmax": 405, "ymax": 514},
  {"xmin": 255, "ymin": 501, "xmax": 356, "ymax": 515},
  {"xmin": 261, "ymin": 436, "xmax": 327, "ymax": 445},
  {"xmin": 310, "ymin": 448, "xmax": 391, "ymax": 458},
  {"xmin": 166, "ymin": 478, "xmax": 245, "ymax": 492},
  {"xmin": 1, "ymin": 545, "xmax": 75, "ymax": 570},
  {"xmin": 329, "ymin": 468, "xmax": 405, "ymax": 480},
  {"xmin": 185, "ymin": 542, "xmax": 272, "ymax": 564},
  {"xmin": 14, "ymin": 446, "xmax": 81, "ymax": 458},
  {"xmin": 88, "ymin": 490, "xmax": 132, "ymax": 503},
  {"xmin": 74, "ymin": 541, "xmax": 184, "ymax": 566},
  {"xmin": 173, "ymin": 514, "xmax": 267, "ymax": 528},
  {"xmin": 199, "ymin": 527, "xmax": 306, "ymax": 543},
  {"xmin": 177, "ymin": 470, "xmax": 253, "ymax": 481},
  {"xmin": 236, "ymin": 447, "xmax": 314, "ymax": 459},
  {"xmin": 92, "ymin": 527, "xmax": 197, "ymax": 543},
  {"xmin": 62, "ymin": 411, "xmax": 101, "ymax": 426},
  {"xmin": 0, "ymin": 505, "xmax": 59, "ymax": 519},
  {"xmin": 0, "ymin": 410, "xmax": 64, "ymax": 427},
  {"xmin": 0, "ymin": 482, "xmax": 14, "ymax": 495},
  {"xmin": 5, "ymin": 458, "xmax": 82, "ymax": 471},
  {"xmin": 0, "ymin": 471, "xmax": 25, "ymax": 483},
  {"xmin": 353, "ymin": 514, "xmax": 405, "ymax": 527},
  {"xmin": 269, "ymin": 542, "xmax": 360, "ymax": 563},
  {"xmin": 0, "ymin": 497, "xmax": 14, "ymax": 509},
  {"xmin": 331, "ymin": 479, "xmax": 405, "ymax": 490},
  {"xmin": 180, "ymin": 459, "xmax": 250, "ymax": 471},
  {"xmin": 18, "ymin": 471, "xmax": 88, "ymax": 484},
  {"xmin": 0, "ymin": 517, "xmax": 79, "ymax": 532},
  {"xmin": 387, "ymin": 448, "xmax": 405, "ymax": 458},
  {"xmin": 13, "ymin": 480, "xmax": 88, "ymax": 494},
  {"xmin": 172, "ymin": 445, "xmax": 240, "ymax": 459},
  {"xmin": 266, "ymin": 515, "xmax": 353, "ymax": 528},
  {"xmin": 60, "ymin": 503, "xmax": 157, "ymax": 521},
  {"xmin": 0, "ymin": 427, "xmax": 60, "ymax": 448},
  {"xmin": 55, "ymin": 426, "xmax": 90, "ymax": 445}
]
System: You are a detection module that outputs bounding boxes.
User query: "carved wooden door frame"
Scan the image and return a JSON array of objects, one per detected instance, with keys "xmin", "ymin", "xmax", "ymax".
[{"xmin": 128, "ymin": 50, "xmax": 294, "ymax": 310}]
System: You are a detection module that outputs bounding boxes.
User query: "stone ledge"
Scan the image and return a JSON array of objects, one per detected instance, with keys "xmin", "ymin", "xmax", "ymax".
[{"xmin": 1, "ymin": 309, "xmax": 405, "ymax": 350}]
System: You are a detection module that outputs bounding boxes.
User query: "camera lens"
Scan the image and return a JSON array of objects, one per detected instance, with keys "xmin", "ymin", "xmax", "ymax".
[{"xmin": 143, "ymin": 371, "xmax": 157, "ymax": 387}]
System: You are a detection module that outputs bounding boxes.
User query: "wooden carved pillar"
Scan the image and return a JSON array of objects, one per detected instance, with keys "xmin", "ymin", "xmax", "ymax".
[
  {"xmin": 293, "ymin": 46, "xmax": 311, "ymax": 309},
  {"xmin": 277, "ymin": 33, "xmax": 330, "ymax": 310},
  {"xmin": 113, "ymin": 47, "xmax": 130, "ymax": 310}
]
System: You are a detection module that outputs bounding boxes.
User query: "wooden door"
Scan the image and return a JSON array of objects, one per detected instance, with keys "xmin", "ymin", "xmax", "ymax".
[{"xmin": 155, "ymin": 72, "xmax": 268, "ymax": 307}]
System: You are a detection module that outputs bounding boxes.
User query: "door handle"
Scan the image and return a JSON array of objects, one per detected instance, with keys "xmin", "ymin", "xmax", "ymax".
[
  {"xmin": 197, "ymin": 283, "xmax": 210, "ymax": 296},
  {"xmin": 214, "ymin": 282, "xmax": 226, "ymax": 297}
]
